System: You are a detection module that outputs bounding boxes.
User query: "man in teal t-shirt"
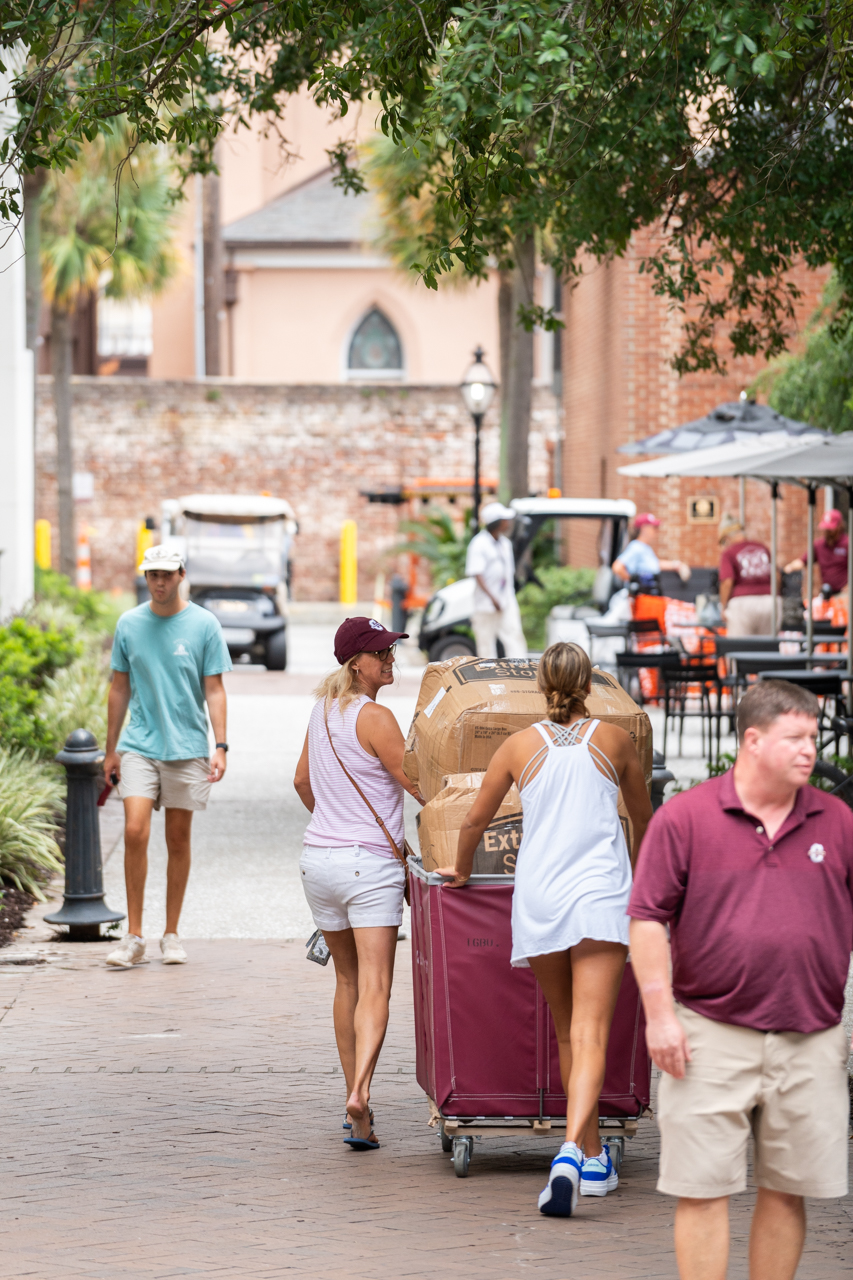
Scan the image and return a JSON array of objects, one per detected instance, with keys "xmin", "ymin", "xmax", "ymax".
[{"xmin": 103, "ymin": 545, "xmax": 232, "ymax": 969}]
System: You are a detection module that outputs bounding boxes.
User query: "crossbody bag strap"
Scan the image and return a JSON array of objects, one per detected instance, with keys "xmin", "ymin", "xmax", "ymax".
[{"xmin": 324, "ymin": 706, "xmax": 405, "ymax": 867}]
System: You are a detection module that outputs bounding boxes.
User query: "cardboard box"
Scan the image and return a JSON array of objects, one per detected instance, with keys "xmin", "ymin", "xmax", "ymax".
[
  {"xmin": 416, "ymin": 773, "xmax": 523, "ymax": 875},
  {"xmin": 404, "ymin": 656, "xmax": 652, "ymax": 802}
]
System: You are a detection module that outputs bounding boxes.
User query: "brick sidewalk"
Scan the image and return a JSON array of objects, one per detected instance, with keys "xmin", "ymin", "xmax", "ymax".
[{"xmin": 1, "ymin": 940, "xmax": 850, "ymax": 1279}]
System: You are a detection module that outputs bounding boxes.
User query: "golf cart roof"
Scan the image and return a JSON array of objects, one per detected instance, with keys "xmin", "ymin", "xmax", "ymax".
[
  {"xmin": 510, "ymin": 497, "xmax": 636, "ymax": 519},
  {"xmin": 177, "ymin": 494, "xmax": 296, "ymax": 521}
]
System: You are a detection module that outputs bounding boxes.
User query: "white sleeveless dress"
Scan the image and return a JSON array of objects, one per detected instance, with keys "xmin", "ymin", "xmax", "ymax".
[{"xmin": 510, "ymin": 718, "xmax": 632, "ymax": 968}]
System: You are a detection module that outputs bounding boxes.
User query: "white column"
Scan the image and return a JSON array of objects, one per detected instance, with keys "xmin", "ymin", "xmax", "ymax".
[{"xmin": 0, "ymin": 53, "xmax": 34, "ymax": 615}]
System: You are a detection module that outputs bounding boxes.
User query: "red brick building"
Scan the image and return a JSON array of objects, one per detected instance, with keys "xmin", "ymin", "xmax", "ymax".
[{"xmin": 560, "ymin": 227, "xmax": 831, "ymax": 570}]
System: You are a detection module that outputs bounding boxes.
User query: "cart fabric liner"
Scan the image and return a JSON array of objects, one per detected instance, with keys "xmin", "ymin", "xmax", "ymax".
[{"xmin": 410, "ymin": 859, "xmax": 650, "ymax": 1119}]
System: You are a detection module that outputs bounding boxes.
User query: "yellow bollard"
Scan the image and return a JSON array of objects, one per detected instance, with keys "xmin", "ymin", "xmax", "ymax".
[
  {"xmin": 34, "ymin": 519, "xmax": 52, "ymax": 570},
  {"xmin": 340, "ymin": 520, "xmax": 358, "ymax": 605},
  {"xmin": 136, "ymin": 520, "xmax": 154, "ymax": 571}
]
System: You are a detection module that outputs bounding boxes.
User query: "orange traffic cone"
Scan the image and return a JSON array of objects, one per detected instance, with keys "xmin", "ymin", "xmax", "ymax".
[{"xmin": 76, "ymin": 530, "xmax": 92, "ymax": 591}]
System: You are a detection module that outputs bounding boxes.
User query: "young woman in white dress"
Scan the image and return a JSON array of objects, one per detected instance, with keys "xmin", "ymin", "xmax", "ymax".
[{"xmin": 436, "ymin": 642, "xmax": 651, "ymax": 1217}]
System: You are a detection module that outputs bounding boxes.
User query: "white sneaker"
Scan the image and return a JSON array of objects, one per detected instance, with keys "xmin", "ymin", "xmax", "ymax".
[
  {"xmin": 580, "ymin": 1143, "xmax": 619, "ymax": 1196},
  {"xmin": 161, "ymin": 934, "xmax": 187, "ymax": 964},
  {"xmin": 106, "ymin": 935, "xmax": 149, "ymax": 968},
  {"xmin": 538, "ymin": 1142, "xmax": 582, "ymax": 1217}
]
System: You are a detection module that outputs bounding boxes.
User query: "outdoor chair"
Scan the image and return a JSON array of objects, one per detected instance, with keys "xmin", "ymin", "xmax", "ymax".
[{"xmin": 661, "ymin": 656, "xmax": 722, "ymax": 759}]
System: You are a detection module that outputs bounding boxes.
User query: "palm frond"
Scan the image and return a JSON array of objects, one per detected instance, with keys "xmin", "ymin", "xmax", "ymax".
[
  {"xmin": 40, "ymin": 118, "xmax": 177, "ymax": 310},
  {"xmin": 394, "ymin": 509, "xmax": 473, "ymax": 588},
  {"xmin": 39, "ymin": 655, "xmax": 110, "ymax": 754},
  {"xmin": 0, "ymin": 751, "xmax": 64, "ymax": 901}
]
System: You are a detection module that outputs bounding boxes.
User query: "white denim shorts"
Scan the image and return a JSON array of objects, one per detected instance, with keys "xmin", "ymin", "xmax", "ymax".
[
  {"xmin": 300, "ymin": 844, "xmax": 405, "ymax": 931},
  {"xmin": 119, "ymin": 752, "xmax": 211, "ymax": 811}
]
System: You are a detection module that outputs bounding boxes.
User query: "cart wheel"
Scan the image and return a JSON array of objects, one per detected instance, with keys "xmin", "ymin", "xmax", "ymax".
[
  {"xmin": 440, "ymin": 1124, "xmax": 453, "ymax": 1153},
  {"xmin": 452, "ymin": 1137, "xmax": 472, "ymax": 1177},
  {"xmin": 608, "ymin": 1137, "xmax": 625, "ymax": 1174}
]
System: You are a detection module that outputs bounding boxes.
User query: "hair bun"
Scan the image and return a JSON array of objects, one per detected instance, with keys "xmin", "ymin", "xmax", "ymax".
[{"xmin": 538, "ymin": 642, "xmax": 593, "ymax": 724}]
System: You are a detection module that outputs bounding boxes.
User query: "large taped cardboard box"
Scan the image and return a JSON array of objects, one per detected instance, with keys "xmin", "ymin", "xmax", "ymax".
[
  {"xmin": 417, "ymin": 773, "xmax": 522, "ymax": 875},
  {"xmin": 404, "ymin": 656, "xmax": 652, "ymax": 803}
]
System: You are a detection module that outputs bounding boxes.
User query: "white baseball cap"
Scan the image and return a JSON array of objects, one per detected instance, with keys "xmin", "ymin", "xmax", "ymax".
[
  {"xmin": 479, "ymin": 501, "xmax": 516, "ymax": 526},
  {"xmin": 139, "ymin": 544, "xmax": 185, "ymax": 574}
]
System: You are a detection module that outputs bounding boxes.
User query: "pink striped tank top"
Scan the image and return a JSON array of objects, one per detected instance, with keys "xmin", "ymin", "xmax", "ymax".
[{"xmin": 303, "ymin": 695, "xmax": 405, "ymax": 858}]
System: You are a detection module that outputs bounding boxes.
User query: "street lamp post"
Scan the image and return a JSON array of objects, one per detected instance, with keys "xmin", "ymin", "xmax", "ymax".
[{"xmin": 460, "ymin": 347, "xmax": 498, "ymax": 529}]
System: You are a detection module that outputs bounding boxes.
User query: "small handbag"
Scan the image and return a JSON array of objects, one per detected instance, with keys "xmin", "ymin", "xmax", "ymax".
[{"xmin": 324, "ymin": 708, "xmax": 411, "ymax": 904}]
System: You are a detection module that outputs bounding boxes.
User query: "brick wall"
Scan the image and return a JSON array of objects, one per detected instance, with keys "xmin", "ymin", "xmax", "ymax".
[
  {"xmin": 35, "ymin": 378, "xmax": 557, "ymax": 599},
  {"xmin": 562, "ymin": 229, "xmax": 831, "ymax": 569}
]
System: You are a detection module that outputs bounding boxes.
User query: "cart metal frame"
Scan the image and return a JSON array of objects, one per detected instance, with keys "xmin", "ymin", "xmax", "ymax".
[{"xmin": 411, "ymin": 860, "xmax": 650, "ymax": 1177}]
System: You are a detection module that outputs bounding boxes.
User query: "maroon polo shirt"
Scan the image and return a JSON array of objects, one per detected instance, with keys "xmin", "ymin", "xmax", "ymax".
[
  {"xmin": 628, "ymin": 770, "xmax": 853, "ymax": 1033},
  {"xmin": 802, "ymin": 534, "xmax": 849, "ymax": 593}
]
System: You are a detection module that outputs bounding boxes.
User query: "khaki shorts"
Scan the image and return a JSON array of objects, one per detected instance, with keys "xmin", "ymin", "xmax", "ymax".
[
  {"xmin": 119, "ymin": 752, "xmax": 211, "ymax": 811},
  {"xmin": 657, "ymin": 1005, "xmax": 850, "ymax": 1200},
  {"xmin": 724, "ymin": 594, "xmax": 774, "ymax": 637}
]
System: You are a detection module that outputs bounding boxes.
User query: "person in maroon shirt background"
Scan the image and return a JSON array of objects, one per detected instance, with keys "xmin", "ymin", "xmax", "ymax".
[
  {"xmin": 629, "ymin": 680, "xmax": 853, "ymax": 1280},
  {"xmin": 718, "ymin": 519, "xmax": 776, "ymax": 637},
  {"xmin": 784, "ymin": 507, "xmax": 849, "ymax": 598}
]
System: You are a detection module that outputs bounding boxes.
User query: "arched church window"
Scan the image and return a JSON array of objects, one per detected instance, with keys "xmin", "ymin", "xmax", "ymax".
[{"xmin": 348, "ymin": 309, "xmax": 403, "ymax": 372}]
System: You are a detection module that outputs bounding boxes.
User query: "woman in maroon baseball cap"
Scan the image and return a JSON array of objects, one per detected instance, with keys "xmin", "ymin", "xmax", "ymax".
[{"xmin": 294, "ymin": 617, "xmax": 422, "ymax": 1150}]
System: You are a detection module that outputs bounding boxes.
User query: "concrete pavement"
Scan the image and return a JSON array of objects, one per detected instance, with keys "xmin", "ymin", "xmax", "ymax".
[
  {"xmin": 3, "ymin": 939, "xmax": 852, "ymax": 1279},
  {"xmin": 2, "ymin": 620, "xmax": 850, "ymax": 1278}
]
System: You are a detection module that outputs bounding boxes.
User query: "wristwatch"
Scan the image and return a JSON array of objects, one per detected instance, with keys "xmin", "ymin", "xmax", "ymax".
[{"xmin": 215, "ymin": 742, "xmax": 229, "ymax": 753}]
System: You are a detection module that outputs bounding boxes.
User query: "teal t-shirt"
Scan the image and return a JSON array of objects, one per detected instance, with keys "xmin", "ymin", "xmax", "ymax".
[{"xmin": 111, "ymin": 602, "xmax": 232, "ymax": 761}]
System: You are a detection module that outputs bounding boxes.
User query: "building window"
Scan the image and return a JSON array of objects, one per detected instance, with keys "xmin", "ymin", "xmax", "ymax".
[
  {"xmin": 348, "ymin": 309, "xmax": 403, "ymax": 373},
  {"xmin": 98, "ymin": 297, "xmax": 153, "ymax": 376}
]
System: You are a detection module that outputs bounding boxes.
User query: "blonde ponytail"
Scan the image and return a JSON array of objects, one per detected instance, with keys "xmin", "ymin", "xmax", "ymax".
[
  {"xmin": 313, "ymin": 654, "xmax": 364, "ymax": 711},
  {"xmin": 537, "ymin": 642, "xmax": 592, "ymax": 724}
]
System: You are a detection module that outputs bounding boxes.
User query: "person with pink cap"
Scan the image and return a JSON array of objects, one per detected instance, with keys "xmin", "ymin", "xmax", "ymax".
[
  {"xmin": 612, "ymin": 513, "xmax": 690, "ymax": 590},
  {"xmin": 784, "ymin": 508, "xmax": 849, "ymax": 598},
  {"xmin": 293, "ymin": 618, "xmax": 423, "ymax": 1151}
]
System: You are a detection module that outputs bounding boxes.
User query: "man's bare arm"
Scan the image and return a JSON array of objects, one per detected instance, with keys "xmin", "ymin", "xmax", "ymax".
[
  {"xmin": 629, "ymin": 918, "xmax": 692, "ymax": 1079},
  {"xmin": 204, "ymin": 674, "xmax": 228, "ymax": 782},
  {"xmin": 474, "ymin": 574, "xmax": 501, "ymax": 610},
  {"xmin": 102, "ymin": 671, "xmax": 132, "ymax": 783}
]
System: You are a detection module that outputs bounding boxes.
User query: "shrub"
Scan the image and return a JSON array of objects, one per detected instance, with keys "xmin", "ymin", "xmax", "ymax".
[
  {"xmin": 0, "ymin": 618, "xmax": 81, "ymax": 755},
  {"xmin": 517, "ymin": 566, "xmax": 597, "ymax": 650},
  {"xmin": 0, "ymin": 750, "xmax": 64, "ymax": 899},
  {"xmin": 395, "ymin": 509, "xmax": 472, "ymax": 588},
  {"xmin": 39, "ymin": 655, "xmax": 110, "ymax": 754},
  {"xmin": 34, "ymin": 566, "xmax": 123, "ymax": 634}
]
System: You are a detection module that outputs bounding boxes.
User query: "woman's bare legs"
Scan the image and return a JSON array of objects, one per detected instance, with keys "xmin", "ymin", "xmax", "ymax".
[
  {"xmin": 529, "ymin": 940, "xmax": 627, "ymax": 1157},
  {"xmin": 323, "ymin": 924, "xmax": 398, "ymax": 1140}
]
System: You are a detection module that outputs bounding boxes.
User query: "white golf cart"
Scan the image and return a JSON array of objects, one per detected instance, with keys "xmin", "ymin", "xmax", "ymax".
[
  {"xmin": 417, "ymin": 496, "xmax": 636, "ymax": 661},
  {"xmin": 160, "ymin": 494, "xmax": 297, "ymax": 670}
]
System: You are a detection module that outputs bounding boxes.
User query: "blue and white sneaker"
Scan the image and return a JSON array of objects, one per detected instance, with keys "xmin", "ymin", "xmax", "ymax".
[
  {"xmin": 580, "ymin": 1143, "xmax": 618, "ymax": 1197},
  {"xmin": 538, "ymin": 1141, "xmax": 582, "ymax": 1217}
]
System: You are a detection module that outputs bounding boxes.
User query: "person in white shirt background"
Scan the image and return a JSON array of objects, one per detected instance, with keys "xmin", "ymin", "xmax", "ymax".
[
  {"xmin": 465, "ymin": 502, "xmax": 528, "ymax": 658},
  {"xmin": 612, "ymin": 513, "xmax": 690, "ymax": 589}
]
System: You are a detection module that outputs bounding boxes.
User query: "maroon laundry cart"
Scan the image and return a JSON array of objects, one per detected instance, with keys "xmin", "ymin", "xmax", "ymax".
[{"xmin": 409, "ymin": 858, "xmax": 651, "ymax": 1177}]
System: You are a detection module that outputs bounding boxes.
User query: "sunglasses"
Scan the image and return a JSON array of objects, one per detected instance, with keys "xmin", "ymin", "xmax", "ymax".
[{"xmin": 372, "ymin": 645, "xmax": 397, "ymax": 661}]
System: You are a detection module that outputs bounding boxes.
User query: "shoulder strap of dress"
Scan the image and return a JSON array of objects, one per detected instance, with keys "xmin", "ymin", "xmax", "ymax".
[
  {"xmin": 534, "ymin": 722, "xmax": 554, "ymax": 745},
  {"xmin": 581, "ymin": 718, "xmax": 600, "ymax": 743},
  {"xmin": 582, "ymin": 719, "xmax": 620, "ymax": 786}
]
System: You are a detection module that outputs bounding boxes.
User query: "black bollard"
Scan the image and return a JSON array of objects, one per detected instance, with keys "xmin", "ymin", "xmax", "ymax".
[
  {"xmin": 390, "ymin": 573, "xmax": 409, "ymax": 635},
  {"xmin": 44, "ymin": 729, "xmax": 125, "ymax": 940}
]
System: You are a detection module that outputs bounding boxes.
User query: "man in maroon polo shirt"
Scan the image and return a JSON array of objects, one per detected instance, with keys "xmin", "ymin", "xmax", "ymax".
[{"xmin": 629, "ymin": 680, "xmax": 853, "ymax": 1280}]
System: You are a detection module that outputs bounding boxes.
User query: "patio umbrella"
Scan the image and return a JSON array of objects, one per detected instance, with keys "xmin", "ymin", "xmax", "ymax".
[
  {"xmin": 619, "ymin": 433, "xmax": 853, "ymax": 694},
  {"xmin": 617, "ymin": 398, "xmax": 831, "ymax": 455}
]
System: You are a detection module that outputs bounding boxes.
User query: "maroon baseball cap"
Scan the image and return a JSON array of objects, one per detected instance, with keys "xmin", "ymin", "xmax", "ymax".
[{"xmin": 334, "ymin": 617, "xmax": 409, "ymax": 665}]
